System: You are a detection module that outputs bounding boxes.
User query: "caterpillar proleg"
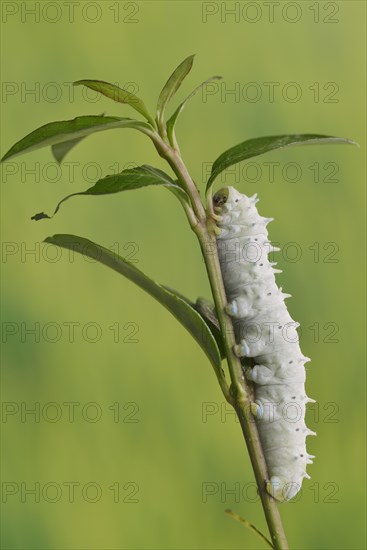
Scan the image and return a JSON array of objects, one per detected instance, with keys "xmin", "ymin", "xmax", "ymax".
[{"xmin": 213, "ymin": 186, "xmax": 316, "ymax": 502}]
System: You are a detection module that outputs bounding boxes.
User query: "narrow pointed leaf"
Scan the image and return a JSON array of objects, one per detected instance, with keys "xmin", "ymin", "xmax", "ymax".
[
  {"xmin": 44, "ymin": 234, "xmax": 223, "ymax": 370},
  {"xmin": 225, "ymin": 510, "xmax": 273, "ymax": 549},
  {"xmin": 167, "ymin": 75, "xmax": 222, "ymax": 143},
  {"xmin": 206, "ymin": 134, "xmax": 358, "ymax": 192},
  {"xmin": 31, "ymin": 165, "xmax": 188, "ymax": 220},
  {"xmin": 52, "ymin": 136, "xmax": 86, "ymax": 163},
  {"xmin": 74, "ymin": 80, "xmax": 155, "ymax": 127},
  {"xmin": 83, "ymin": 164, "xmax": 178, "ymax": 194},
  {"xmin": 156, "ymin": 55, "xmax": 195, "ymax": 124},
  {"xmin": 1, "ymin": 115, "xmax": 152, "ymax": 162},
  {"xmin": 161, "ymin": 291, "xmax": 225, "ymax": 359},
  {"xmin": 194, "ymin": 298, "xmax": 225, "ymax": 359},
  {"xmin": 165, "ymin": 182, "xmax": 190, "ymax": 204},
  {"xmin": 51, "ymin": 113, "xmax": 106, "ymax": 163}
]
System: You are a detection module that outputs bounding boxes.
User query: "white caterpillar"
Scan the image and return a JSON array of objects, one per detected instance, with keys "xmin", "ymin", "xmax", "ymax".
[{"xmin": 213, "ymin": 186, "xmax": 316, "ymax": 502}]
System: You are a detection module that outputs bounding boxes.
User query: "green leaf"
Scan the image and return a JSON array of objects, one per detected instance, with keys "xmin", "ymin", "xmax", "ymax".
[
  {"xmin": 194, "ymin": 298, "xmax": 225, "ymax": 359},
  {"xmin": 51, "ymin": 137, "xmax": 86, "ymax": 163},
  {"xmin": 74, "ymin": 80, "xmax": 155, "ymax": 127},
  {"xmin": 44, "ymin": 234, "xmax": 223, "ymax": 371},
  {"xmin": 206, "ymin": 134, "xmax": 358, "ymax": 192},
  {"xmin": 1, "ymin": 115, "xmax": 152, "ymax": 162},
  {"xmin": 51, "ymin": 113, "xmax": 107, "ymax": 163},
  {"xmin": 161, "ymin": 291, "xmax": 225, "ymax": 360},
  {"xmin": 167, "ymin": 76, "xmax": 222, "ymax": 145},
  {"xmin": 165, "ymin": 182, "xmax": 191, "ymax": 205},
  {"xmin": 225, "ymin": 510, "xmax": 273, "ymax": 549},
  {"xmin": 156, "ymin": 55, "xmax": 195, "ymax": 125},
  {"xmin": 31, "ymin": 164, "xmax": 188, "ymax": 220}
]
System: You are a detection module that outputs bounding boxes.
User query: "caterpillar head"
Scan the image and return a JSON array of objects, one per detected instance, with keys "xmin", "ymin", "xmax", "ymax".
[{"xmin": 213, "ymin": 186, "xmax": 244, "ymax": 212}]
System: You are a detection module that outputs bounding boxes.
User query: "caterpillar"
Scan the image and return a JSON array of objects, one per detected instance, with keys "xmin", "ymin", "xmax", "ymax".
[{"xmin": 213, "ymin": 186, "xmax": 316, "ymax": 502}]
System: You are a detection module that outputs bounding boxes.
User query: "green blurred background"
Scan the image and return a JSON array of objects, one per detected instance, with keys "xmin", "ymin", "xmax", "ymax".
[{"xmin": 1, "ymin": 1, "xmax": 365, "ymax": 549}]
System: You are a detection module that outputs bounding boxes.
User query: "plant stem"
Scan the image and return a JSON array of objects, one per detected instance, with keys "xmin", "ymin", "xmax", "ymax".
[
  {"xmin": 158, "ymin": 140, "xmax": 289, "ymax": 550},
  {"xmin": 197, "ymin": 227, "xmax": 289, "ymax": 550},
  {"xmin": 150, "ymin": 134, "xmax": 206, "ymax": 222}
]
